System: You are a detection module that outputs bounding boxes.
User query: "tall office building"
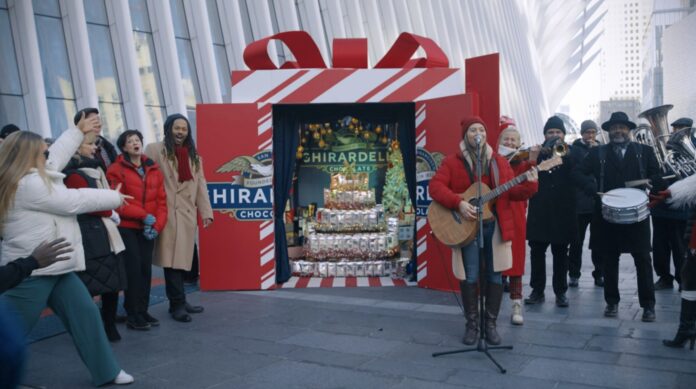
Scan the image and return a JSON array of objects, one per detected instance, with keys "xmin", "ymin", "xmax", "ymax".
[
  {"xmin": 599, "ymin": 99, "xmax": 641, "ymax": 124},
  {"xmin": 641, "ymin": 0, "xmax": 693, "ymax": 111},
  {"xmin": 599, "ymin": 0, "xmax": 653, "ymax": 102},
  {"xmin": 663, "ymin": 8, "xmax": 696, "ymax": 120}
]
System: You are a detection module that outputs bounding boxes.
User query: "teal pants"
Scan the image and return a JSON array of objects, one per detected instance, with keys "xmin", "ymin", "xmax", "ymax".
[{"xmin": 1, "ymin": 273, "xmax": 120, "ymax": 386}]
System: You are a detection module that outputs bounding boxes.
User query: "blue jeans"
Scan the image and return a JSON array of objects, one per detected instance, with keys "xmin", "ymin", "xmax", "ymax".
[
  {"xmin": 461, "ymin": 220, "xmax": 501, "ymax": 285},
  {"xmin": 0, "ymin": 301, "xmax": 25, "ymax": 389}
]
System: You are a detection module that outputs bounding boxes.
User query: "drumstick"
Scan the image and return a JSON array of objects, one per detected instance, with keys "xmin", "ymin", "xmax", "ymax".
[
  {"xmin": 597, "ymin": 192, "xmax": 623, "ymax": 197},
  {"xmin": 624, "ymin": 179, "xmax": 651, "ymax": 188},
  {"xmin": 625, "ymin": 175, "xmax": 676, "ymax": 188}
]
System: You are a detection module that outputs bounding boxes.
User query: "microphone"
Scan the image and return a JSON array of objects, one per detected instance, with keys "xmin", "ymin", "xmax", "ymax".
[{"xmin": 474, "ymin": 133, "xmax": 482, "ymax": 145}]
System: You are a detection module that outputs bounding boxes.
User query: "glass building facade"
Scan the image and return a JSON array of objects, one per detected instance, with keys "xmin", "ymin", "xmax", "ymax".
[{"xmin": 0, "ymin": 0, "xmax": 602, "ymax": 144}]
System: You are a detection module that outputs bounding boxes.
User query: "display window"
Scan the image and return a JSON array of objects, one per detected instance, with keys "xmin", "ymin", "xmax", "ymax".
[{"xmin": 276, "ymin": 103, "xmax": 417, "ymax": 279}]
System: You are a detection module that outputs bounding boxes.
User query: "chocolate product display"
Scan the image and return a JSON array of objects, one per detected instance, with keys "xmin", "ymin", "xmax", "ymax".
[
  {"xmin": 314, "ymin": 207, "xmax": 385, "ymax": 232},
  {"xmin": 291, "ymin": 257, "xmax": 410, "ymax": 277}
]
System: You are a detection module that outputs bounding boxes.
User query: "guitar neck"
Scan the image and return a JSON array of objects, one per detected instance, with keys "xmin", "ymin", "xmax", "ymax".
[{"xmin": 479, "ymin": 168, "xmax": 534, "ymax": 204}]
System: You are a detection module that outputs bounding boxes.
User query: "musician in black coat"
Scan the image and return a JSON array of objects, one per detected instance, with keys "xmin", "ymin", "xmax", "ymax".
[
  {"xmin": 525, "ymin": 116, "xmax": 577, "ymax": 308},
  {"xmin": 576, "ymin": 111, "xmax": 663, "ymax": 322},
  {"xmin": 568, "ymin": 120, "xmax": 603, "ymax": 287},
  {"xmin": 650, "ymin": 117, "xmax": 693, "ymax": 290}
]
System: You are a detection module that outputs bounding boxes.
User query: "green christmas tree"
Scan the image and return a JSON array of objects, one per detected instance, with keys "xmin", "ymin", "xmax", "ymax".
[{"xmin": 382, "ymin": 141, "xmax": 411, "ymax": 216}]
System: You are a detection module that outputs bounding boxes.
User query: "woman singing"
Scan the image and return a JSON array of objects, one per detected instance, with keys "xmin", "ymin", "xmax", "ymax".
[{"xmin": 429, "ymin": 116, "xmax": 536, "ymax": 345}]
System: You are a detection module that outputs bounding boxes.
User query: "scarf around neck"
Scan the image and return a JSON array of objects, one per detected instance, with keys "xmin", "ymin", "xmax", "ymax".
[
  {"xmin": 175, "ymin": 145, "xmax": 194, "ymax": 182},
  {"xmin": 460, "ymin": 140, "xmax": 492, "ymax": 176},
  {"xmin": 79, "ymin": 166, "xmax": 125, "ymax": 255}
]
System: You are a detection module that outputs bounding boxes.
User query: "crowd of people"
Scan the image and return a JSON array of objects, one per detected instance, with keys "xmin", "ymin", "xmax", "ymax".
[
  {"xmin": 0, "ymin": 106, "xmax": 694, "ymax": 387},
  {"xmin": 0, "ymin": 108, "xmax": 213, "ymax": 387},
  {"xmin": 430, "ymin": 111, "xmax": 696, "ymax": 349}
]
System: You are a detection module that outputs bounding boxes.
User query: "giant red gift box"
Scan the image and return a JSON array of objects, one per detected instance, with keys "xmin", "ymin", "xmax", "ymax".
[{"xmin": 197, "ymin": 32, "xmax": 500, "ymax": 292}]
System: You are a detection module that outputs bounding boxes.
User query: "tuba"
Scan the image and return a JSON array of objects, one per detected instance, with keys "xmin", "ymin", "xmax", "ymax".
[
  {"xmin": 637, "ymin": 105, "xmax": 696, "ymax": 179},
  {"xmin": 667, "ymin": 127, "xmax": 696, "ymax": 159}
]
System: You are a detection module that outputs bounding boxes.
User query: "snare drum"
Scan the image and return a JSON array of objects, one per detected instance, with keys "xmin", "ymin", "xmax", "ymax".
[{"xmin": 601, "ymin": 188, "xmax": 650, "ymax": 224}]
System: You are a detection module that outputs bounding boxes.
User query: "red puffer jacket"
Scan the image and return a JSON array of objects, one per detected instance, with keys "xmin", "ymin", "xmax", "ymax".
[
  {"xmin": 106, "ymin": 155, "xmax": 167, "ymax": 232},
  {"xmin": 503, "ymin": 160, "xmax": 538, "ymax": 276},
  {"xmin": 429, "ymin": 147, "xmax": 529, "ymax": 243}
]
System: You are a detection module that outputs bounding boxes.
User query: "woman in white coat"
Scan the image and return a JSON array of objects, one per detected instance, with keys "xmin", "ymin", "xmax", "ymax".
[{"xmin": 0, "ymin": 115, "xmax": 134, "ymax": 386}]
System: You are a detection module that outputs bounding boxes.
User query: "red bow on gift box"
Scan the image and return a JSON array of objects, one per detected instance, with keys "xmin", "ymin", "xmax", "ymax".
[{"xmin": 243, "ymin": 31, "xmax": 450, "ymax": 70}]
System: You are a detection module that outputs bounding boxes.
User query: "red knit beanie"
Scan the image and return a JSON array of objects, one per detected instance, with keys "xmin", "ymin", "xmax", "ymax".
[
  {"xmin": 499, "ymin": 122, "xmax": 512, "ymax": 132},
  {"xmin": 460, "ymin": 116, "xmax": 487, "ymax": 139}
]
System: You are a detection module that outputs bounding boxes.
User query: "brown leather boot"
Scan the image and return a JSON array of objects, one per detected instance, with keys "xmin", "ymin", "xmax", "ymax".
[
  {"xmin": 460, "ymin": 281, "xmax": 479, "ymax": 345},
  {"xmin": 485, "ymin": 283, "xmax": 504, "ymax": 345}
]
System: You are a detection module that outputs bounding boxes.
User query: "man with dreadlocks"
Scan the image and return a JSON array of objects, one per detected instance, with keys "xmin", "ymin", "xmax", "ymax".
[{"xmin": 145, "ymin": 114, "xmax": 213, "ymax": 323}]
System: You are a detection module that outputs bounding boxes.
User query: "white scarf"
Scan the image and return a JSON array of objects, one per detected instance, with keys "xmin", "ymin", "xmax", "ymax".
[
  {"xmin": 79, "ymin": 167, "xmax": 126, "ymax": 255},
  {"xmin": 497, "ymin": 144, "xmax": 517, "ymax": 159},
  {"xmin": 459, "ymin": 141, "xmax": 494, "ymax": 172}
]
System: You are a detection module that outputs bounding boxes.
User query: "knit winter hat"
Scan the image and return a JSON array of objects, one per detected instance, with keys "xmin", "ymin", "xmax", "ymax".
[
  {"xmin": 543, "ymin": 115, "xmax": 566, "ymax": 135},
  {"xmin": 460, "ymin": 115, "xmax": 487, "ymax": 139},
  {"xmin": 580, "ymin": 120, "xmax": 598, "ymax": 134},
  {"xmin": 499, "ymin": 122, "xmax": 517, "ymax": 132}
]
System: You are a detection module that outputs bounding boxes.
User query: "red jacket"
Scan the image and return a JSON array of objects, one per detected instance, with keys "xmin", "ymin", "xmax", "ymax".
[
  {"xmin": 503, "ymin": 160, "xmax": 538, "ymax": 276},
  {"xmin": 64, "ymin": 173, "xmax": 112, "ymax": 218},
  {"xmin": 429, "ymin": 149, "xmax": 531, "ymax": 242},
  {"xmin": 106, "ymin": 155, "xmax": 167, "ymax": 232}
]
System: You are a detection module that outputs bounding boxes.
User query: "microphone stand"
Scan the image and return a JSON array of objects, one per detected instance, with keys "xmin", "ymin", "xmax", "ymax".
[{"xmin": 432, "ymin": 138, "xmax": 513, "ymax": 373}]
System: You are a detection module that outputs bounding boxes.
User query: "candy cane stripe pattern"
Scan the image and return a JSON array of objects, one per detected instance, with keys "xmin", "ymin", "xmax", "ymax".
[
  {"xmin": 232, "ymin": 68, "xmax": 462, "ymax": 106},
  {"xmin": 278, "ymin": 276, "xmax": 415, "ymax": 288}
]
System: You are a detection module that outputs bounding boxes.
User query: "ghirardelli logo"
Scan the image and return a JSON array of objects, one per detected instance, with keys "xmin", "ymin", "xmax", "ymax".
[
  {"xmin": 207, "ymin": 150, "xmax": 273, "ymax": 221},
  {"xmin": 415, "ymin": 147, "xmax": 444, "ymax": 216}
]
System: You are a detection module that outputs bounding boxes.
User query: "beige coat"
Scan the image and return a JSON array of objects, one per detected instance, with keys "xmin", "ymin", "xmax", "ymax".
[{"xmin": 145, "ymin": 142, "xmax": 214, "ymax": 270}]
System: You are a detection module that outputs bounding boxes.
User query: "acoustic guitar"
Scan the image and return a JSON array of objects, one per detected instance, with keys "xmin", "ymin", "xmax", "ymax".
[{"xmin": 427, "ymin": 157, "xmax": 563, "ymax": 247}]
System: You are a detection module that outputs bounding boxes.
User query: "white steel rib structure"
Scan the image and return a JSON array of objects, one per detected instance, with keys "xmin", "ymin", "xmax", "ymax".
[{"xmin": 0, "ymin": 0, "xmax": 603, "ymax": 144}]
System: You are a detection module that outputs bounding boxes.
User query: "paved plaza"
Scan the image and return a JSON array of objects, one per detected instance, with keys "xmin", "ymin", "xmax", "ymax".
[{"xmin": 23, "ymin": 251, "xmax": 696, "ymax": 389}]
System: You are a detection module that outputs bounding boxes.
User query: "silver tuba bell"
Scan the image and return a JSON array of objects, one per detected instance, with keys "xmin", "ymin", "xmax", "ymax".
[
  {"xmin": 667, "ymin": 127, "xmax": 696, "ymax": 159},
  {"xmin": 637, "ymin": 105, "xmax": 696, "ymax": 179}
]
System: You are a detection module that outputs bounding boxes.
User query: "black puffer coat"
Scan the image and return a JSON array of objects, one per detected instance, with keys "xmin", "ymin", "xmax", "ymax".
[{"xmin": 64, "ymin": 158, "xmax": 127, "ymax": 295}]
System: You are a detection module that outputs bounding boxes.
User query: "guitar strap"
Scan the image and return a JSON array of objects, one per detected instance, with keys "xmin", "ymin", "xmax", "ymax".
[
  {"xmin": 491, "ymin": 158, "xmax": 500, "ymax": 188},
  {"xmin": 459, "ymin": 155, "xmax": 500, "ymax": 188},
  {"xmin": 462, "ymin": 158, "xmax": 500, "ymax": 188},
  {"xmin": 460, "ymin": 156, "xmax": 475, "ymax": 184}
]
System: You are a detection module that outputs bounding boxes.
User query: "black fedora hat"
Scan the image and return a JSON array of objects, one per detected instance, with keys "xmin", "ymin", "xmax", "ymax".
[
  {"xmin": 670, "ymin": 117, "xmax": 693, "ymax": 128},
  {"xmin": 601, "ymin": 111, "xmax": 636, "ymax": 131}
]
